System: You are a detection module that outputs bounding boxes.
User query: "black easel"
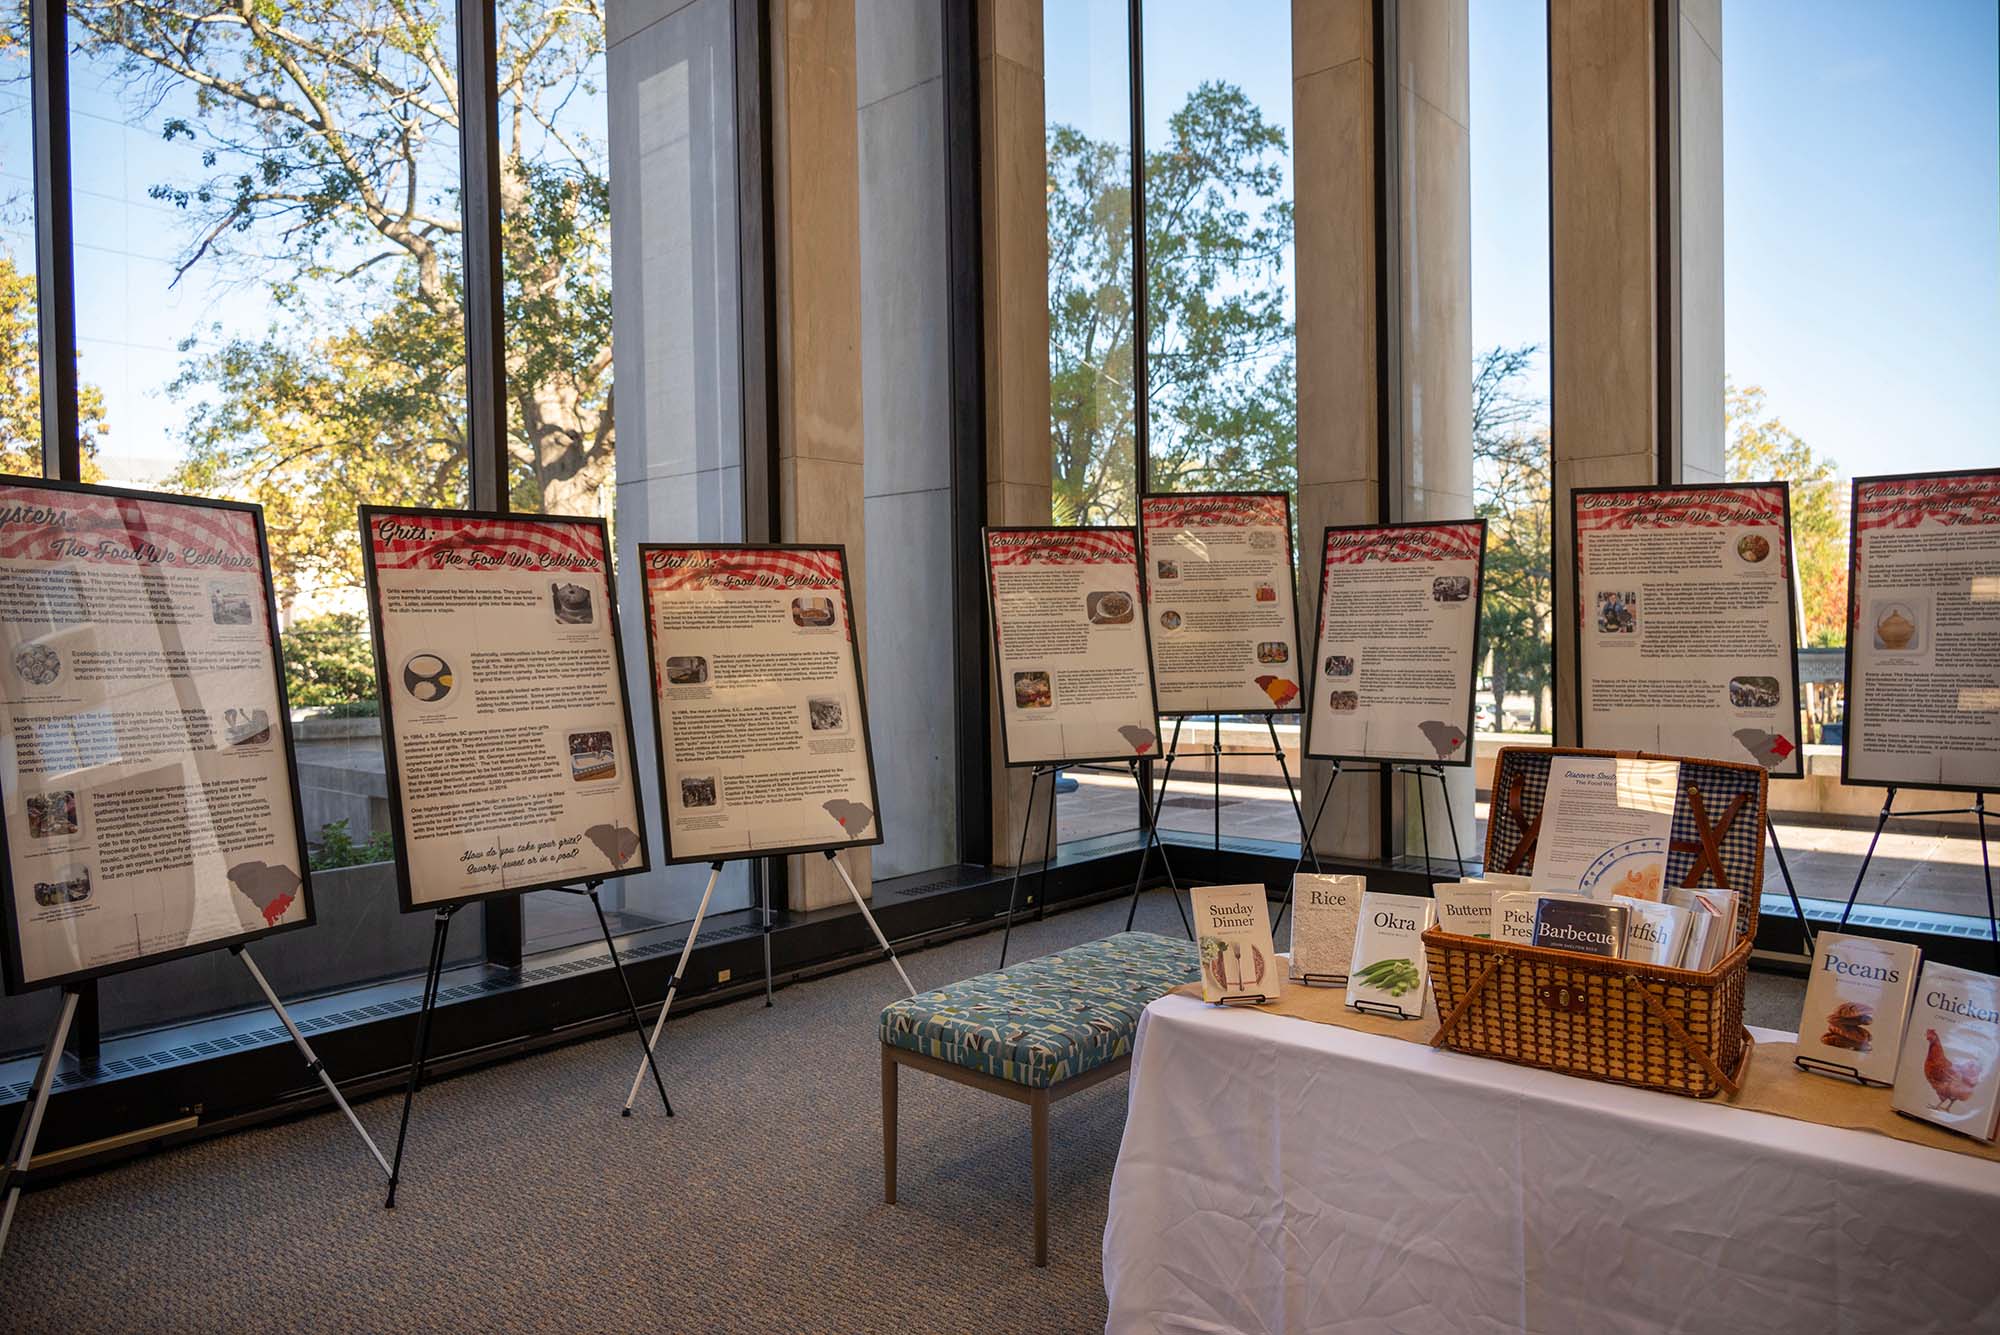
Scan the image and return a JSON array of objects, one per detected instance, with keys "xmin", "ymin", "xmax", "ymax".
[
  {"xmin": 1123, "ymin": 713, "xmax": 1323, "ymax": 937},
  {"xmin": 1395, "ymin": 763, "xmax": 1467, "ymax": 882},
  {"xmin": 1273, "ymin": 760, "xmax": 1344, "ymax": 936},
  {"xmin": 1765, "ymin": 816, "xmax": 1815, "ymax": 956},
  {"xmin": 550, "ymin": 879, "xmax": 672, "ymax": 1119},
  {"xmin": 386, "ymin": 904, "xmax": 458, "ymax": 1209},
  {"xmin": 1837, "ymin": 787, "xmax": 1997, "ymax": 970}
]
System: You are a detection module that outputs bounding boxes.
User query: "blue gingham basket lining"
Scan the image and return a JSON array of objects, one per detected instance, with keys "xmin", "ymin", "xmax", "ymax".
[{"xmin": 1488, "ymin": 749, "xmax": 1765, "ymax": 937}]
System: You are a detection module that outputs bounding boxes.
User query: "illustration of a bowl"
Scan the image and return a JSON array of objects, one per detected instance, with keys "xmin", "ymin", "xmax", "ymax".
[
  {"xmin": 1875, "ymin": 605, "xmax": 1916, "ymax": 651},
  {"xmin": 1736, "ymin": 534, "xmax": 1770, "ymax": 564}
]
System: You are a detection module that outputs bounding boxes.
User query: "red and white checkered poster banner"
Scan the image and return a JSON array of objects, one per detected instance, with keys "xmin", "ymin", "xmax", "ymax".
[
  {"xmin": 0, "ymin": 483, "xmax": 259, "ymax": 570},
  {"xmin": 1142, "ymin": 493, "xmax": 1288, "ymax": 531},
  {"xmin": 1323, "ymin": 520, "xmax": 1483, "ymax": 567},
  {"xmin": 368, "ymin": 512, "xmax": 606, "ymax": 573}
]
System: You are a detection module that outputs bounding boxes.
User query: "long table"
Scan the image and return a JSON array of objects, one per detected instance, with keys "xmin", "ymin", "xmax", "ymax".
[{"xmin": 1102, "ymin": 994, "xmax": 2000, "ymax": 1334}]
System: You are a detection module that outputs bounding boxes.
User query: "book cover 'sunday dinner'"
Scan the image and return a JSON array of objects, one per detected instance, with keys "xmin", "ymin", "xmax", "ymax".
[
  {"xmin": 1192, "ymin": 884, "xmax": 1281, "ymax": 1004},
  {"xmin": 1289, "ymin": 874, "xmax": 1362, "ymax": 982}
]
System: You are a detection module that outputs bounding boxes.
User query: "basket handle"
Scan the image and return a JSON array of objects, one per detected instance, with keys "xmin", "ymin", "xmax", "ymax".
[
  {"xmin": 1429, "ymin": 954, "xmax": 1506, "ymax": 1049},
  {"xmin": 1636, "ymin": 983, "xmax": 1745, "ymax": 1095}
]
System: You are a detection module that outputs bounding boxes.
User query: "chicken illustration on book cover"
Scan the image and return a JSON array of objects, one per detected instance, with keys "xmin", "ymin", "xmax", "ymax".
[
  {"xmin": 1794, "ymin": 931, "xmax": 1920, "ymax": 1085},
  {"xmin": 1891, "ymin": 961, "xmax": 2000, "ymax": 1142},
  {"xmin": 1192, "ymin": 884, "xmax": 1281, "ymax": 1004}
]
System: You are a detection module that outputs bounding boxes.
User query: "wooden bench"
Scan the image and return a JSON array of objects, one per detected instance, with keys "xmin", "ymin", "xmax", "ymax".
[{"xmin": 878, "ymin": 931, "xmax": 1199, "ymax": 1265}]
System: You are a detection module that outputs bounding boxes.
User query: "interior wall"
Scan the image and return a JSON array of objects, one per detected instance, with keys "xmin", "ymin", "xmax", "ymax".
[
  {"xmin": 606, "ymin": 0, "xmax": 756, "ymax": 919},
  {"xmin": 857, "ymin": 0, "xmax": 960, "ymax": 878}
]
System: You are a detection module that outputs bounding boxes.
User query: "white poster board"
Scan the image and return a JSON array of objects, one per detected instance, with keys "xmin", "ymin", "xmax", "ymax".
[
  {"xmin": 1305, "ymin": 520, "xmax": 1485, "ymax": 765},
  {"xmin": 984, "ymin": 526, "xmax": 1160, "ymax": 766},
  {"xmin": 1138, "ymin": 491, "xmax": 1303, "ymax": 715},
  {"xmin": 1573, "ymin": 484, "xmax": 1804, "ymax": 777},
  {"xmin": 640, "ymin": 544, "xmax": 882, "ymax": 862},
  {"xmin": 1843, "ymin": 469, "xmax": 2000, "ymax": 792},
  {"xmin": 0, "ymin": 480, "xmax": 311, "ymax": 993},
  {"xmin": 362, "ymin": 508, "xmax": 649, "ymax": 909}
]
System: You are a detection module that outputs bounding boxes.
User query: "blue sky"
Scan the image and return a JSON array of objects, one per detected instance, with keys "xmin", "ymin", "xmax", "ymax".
[{"xmin": 1050, "ymin": 0, "xmax": 1999, "ymax": 482}]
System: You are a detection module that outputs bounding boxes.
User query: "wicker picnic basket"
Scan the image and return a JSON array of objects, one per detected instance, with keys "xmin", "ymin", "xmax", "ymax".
[{"xmin": 1422, "ymin": 746, "xmax": 1766, "ymax": 1099}]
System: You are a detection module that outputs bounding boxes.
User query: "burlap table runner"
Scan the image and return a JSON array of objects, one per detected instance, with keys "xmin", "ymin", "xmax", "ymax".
[{"xmin": 1168, "ymin": 979, "xmax": 2000, "ymax": 1165}]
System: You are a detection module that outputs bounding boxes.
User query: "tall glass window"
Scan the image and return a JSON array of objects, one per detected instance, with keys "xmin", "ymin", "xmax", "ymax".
[
  {"xmin": 0, "ymin": 8, "xmax": 39, "ymax": 478},
  {"xmin": 30, "ymin": 1, "xmax": 479, "ymax": 1045},
  {"xmin": 1469, "ymin": 0, "xmax": 1552, "ymax": 743},
  {"xmin": 1044, "ymin": 0, "xmax": 1141, "ymax": 848},
  {"xmin": 1724, "ymin": 0, "xmax": 1999, "ymax": 924}
]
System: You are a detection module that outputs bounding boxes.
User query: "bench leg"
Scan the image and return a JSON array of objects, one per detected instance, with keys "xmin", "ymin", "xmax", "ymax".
[
  {"xmin": 882, "ymin": 1046, "xmax": 897, "ymax": 1205},
  {"xmin": 1031, "ymin": 1088, "xmax": 1049, "ymax": 1267}
]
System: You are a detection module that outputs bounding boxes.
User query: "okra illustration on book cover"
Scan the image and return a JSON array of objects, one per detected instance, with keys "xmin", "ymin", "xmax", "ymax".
[{"xmin": 1192, "ymin": 884, "xmax": 1281, "ymax": 1004}]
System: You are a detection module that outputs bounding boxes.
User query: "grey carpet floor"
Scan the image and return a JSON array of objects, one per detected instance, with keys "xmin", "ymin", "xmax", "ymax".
[{"xmin": 0, "ymin": 890, "xmax": 1808, "ymax": 1335}]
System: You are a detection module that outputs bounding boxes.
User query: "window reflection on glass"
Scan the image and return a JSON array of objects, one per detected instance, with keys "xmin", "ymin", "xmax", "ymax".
[
  {"xmin": 1723, "ymin": 1, "xmax": 1999, "ymax": 921},
  {"xmin": 49, "ymin": 2, "xmax": 480, "ymax": 1039}
]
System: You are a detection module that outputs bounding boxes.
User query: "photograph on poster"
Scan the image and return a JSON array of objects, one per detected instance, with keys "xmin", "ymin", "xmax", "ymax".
[
  {"xmin": 362, "ymin": 508, "xmax": 649, "ymax": 910},
  {"xmin": 984, "ymin": 527, "xmax": 1160, "ymax": 766},
  {"xmin": 1842, "ymin": 469, "xmax": 2000, "ymax": 792},
  {"xmin": 0, "ymin": 480, "xmax": 311, "ymax": 993},
  {"xmin": 1572, "ymin": 484, "xmax": 1804, "ymax": 777},
  {"xmin": 1304, "ymin": 520, "xmax": 1485, "ymax": 765},
  {"xmin": 1137, "ymin": 493, "xmax": 1303, "ymax": 715},
  {"xmin": 641, "ymin": 545, "xmax": 882, "ymax": 863}
]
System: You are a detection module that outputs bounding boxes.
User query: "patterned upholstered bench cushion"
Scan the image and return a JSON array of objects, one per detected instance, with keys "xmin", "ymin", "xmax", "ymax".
[{"xmin": 879, "ymin": 931, "xmax": 1200, "ymax": 1089}]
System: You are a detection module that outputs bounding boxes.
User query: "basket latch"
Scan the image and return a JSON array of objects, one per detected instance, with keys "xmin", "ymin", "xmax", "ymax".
[{"xmin": 1537, "ymin": 983, "xmax": 1589, "ymax": 1014}]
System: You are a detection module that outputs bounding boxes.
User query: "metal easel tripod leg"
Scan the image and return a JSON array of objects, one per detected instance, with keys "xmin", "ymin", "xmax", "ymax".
[
  {"xmin": 1124, "ymin": 717, "xmax": 1186, "ymax": 934},
  {"xmin": 827, "ymin": 850, "xmax": 917, "ymax": 998},
  {"xmin": 1273, "ymin": 761, "xmax": 1341, "ymax": 937},
  {"xmin": 1838, "ymin": 787, "xmax": 1898, "ymax": 928},
  {"xmin": 233, "ymin": 946, "xmax": 391, "ymax": 1179},
  {"xmin": 623, "ymin": 861, "xmax": 724, "ymax": 1114},
  {"xmin": 1000, "ymin": 765, "xmax": 1050, "ymax": 967},
  {"xmin": 0, "ymin": 987, "xmax": 79, "ymax": 1261},
  {"xmin": 1764, "ymin": 817, "xmax": 1815, "ymax": 957},
  {"xmin": 385, "ymin": 904, "xmax": 455, "ymax": 1209}
]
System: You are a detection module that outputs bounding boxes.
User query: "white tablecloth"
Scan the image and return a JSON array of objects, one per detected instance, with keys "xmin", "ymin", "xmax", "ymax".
[{"xmin": 1102, "ymin": 994, "xmax": 2000, "ymax": 1334}]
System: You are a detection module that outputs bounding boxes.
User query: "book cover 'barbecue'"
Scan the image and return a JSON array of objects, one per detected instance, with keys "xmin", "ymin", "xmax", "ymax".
[{"xmin": 1192, "ymin": 884, "xmax": 1281, "ymax": 1004}]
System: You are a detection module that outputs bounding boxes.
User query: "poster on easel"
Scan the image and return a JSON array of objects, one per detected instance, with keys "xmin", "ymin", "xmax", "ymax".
[
  {"xmin": 1137, "ymin": 492, "xmax": 1303, "ymax": 715},
  {"xmin": 639, "ymin": 544, "xmax": 882, "ymax": 862},
  {"xmin": 1303, "ymin": 520, "xmax": 1485, "ymax": 766},
  {"xmin": 1842, "ymin": 468, "xmax": 2000, "ymax": 792},
  {"xmin": 362, "ymin": 507, "xmax": 649, "ymax": 909},
  {"xmin": 984, "ymin": 526, "xmax": 1160, "ymax": 766},
  {"xmin": 1572, "ymin": 483, "xmax": 1804, "ymax": 778},
  {"xmin": 0, "ymin": 479, "xmax": 312, "ymax": 993}
]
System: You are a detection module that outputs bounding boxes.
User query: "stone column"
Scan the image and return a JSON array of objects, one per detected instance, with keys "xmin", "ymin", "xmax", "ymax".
[
  {"xmin": 1293, "ymin": 0, "xmax": 1385, "ymax": 860},
  {"xmin": 1677, "ymin": 0, "xmax": 1725, "ymax": 483},
  {"xmin": 772, "ymin": 0, "xmax": 871, "ymax": 908},
  {"xmin": 1394, "ymin": 0, "xmax": 1478, "ymax": 861},
  {"xmin": 979, "ymin": 0, "xmax": 1056, "ymax": 866},
  {"xmin": 1549, "ymin": 0, "xmax": 1659, "ymax": 746}
]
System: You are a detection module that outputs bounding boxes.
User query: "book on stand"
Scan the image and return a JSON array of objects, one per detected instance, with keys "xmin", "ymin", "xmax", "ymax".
[
  {"xmin": 1347, "ymin": 891, "xmax": 1436, "ymax": 1018},
  {"xmin": 1794, "ymin": 931, "xmax": 1921, "ymax": 1086},
  {"xmin": 1288, "ymin": 873, "xmax": 1363, "ymax": 984},
  {"xmin": 1191, "ymin": 884, "xmax": 1282, "ymax": 1004},
  {"xmin": 1891, "ymin": 961, "xmax": 2000, "ymax": 1142}
]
